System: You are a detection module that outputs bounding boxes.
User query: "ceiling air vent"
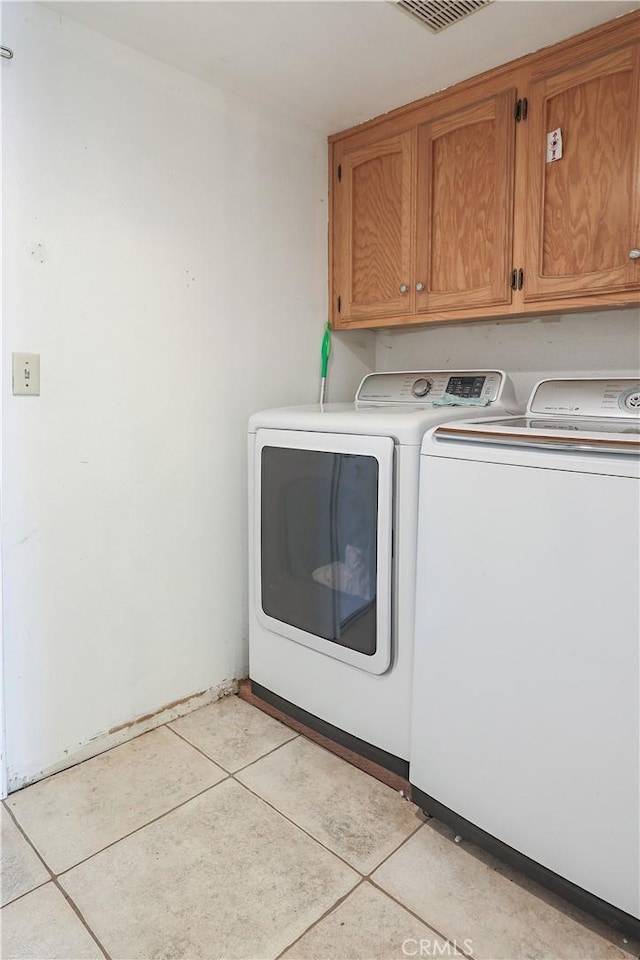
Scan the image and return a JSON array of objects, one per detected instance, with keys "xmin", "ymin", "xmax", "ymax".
[{"xmin": 396, "ymin": 0, "xmax": 493, "ymax": 34}]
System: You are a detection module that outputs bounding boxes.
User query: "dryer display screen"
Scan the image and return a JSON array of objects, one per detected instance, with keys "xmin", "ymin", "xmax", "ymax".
[{"xmin": 446, "ymin": 376, "xmax": 486, "ymax": 399}]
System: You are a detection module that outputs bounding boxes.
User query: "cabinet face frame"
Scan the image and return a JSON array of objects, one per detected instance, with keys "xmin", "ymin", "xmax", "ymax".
[
  {"xmin": 524, "ymin": 43, "xmax": 640, "ymax": 301},
  {"xmin": 332, "ymin": 132, "xmax": 414, "ymax": 323},
  {"xmin": 415, "ymin": 88, "xmax": 517, "ymax": 313}
]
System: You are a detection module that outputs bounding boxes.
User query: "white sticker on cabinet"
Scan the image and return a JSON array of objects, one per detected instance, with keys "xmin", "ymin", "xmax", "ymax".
[{"xmin": 546, "ymin": 128, "xmax": 563, "ymax": 163}]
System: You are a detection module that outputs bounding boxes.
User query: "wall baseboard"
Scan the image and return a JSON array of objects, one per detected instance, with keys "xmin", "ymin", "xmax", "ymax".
[{"xmin": 7, "ymin": 678, "xmax": 240, "ymax": 793}]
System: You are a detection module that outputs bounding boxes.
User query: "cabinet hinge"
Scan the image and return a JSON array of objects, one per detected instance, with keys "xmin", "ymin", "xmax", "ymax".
[
  {"xmin": 514, "ymin": 98, "xmax": 528, "ymax": 123},
  {"xmin": 337, "ymin": 164, "xmax": 342, "ymax": 183},
  {"xmin": 337, "ymin": 295, "xmax": 342, "ymax": 313}
]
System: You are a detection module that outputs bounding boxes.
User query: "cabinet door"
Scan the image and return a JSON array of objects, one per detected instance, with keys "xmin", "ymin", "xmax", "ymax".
[
  {"xmin": 414, "ymin": 89, "xmax": 516, "ymax": 313},
  {"xmin": 524, "ymin": 44, "xmax": 640, "ymax": 300},
  {"xmin": 332, "ymin": 132, "xmax": 413, "ymax": 323}
]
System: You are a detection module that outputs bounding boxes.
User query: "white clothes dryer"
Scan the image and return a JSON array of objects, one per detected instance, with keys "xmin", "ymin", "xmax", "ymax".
[{"xmin": 248, "ymin": 370, "xmax": 516, "ymax": 775}]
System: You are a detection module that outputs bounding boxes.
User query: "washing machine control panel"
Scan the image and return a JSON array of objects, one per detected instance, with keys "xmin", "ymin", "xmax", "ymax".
[
  {"xmin": 357, "ymin": 370, "xmax": 505, "ymax": 405},
  {"xmin": 529, "ymin": 379, "xmax": 640, "ymax": 419}
]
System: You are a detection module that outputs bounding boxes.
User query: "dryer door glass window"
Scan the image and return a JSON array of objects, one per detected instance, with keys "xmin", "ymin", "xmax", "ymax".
[{"xmin": 261, "ymin": 446, "xmax": 378, "ymax": 655}]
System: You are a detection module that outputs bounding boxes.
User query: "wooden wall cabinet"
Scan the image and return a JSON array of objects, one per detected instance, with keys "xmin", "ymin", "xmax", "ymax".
[
  {"xmin": 414, "ymin": 88, "xmax": 516, "ymax": 314},
  {"xmin": 524, "ymin": 45, "xmax": 640, "ymax": 302},
  {"xmin": 329, "ymin": 11, "xmax": 640, "ymax": 330},
  {"xmin": 332, "ymin": 132, "xmax": 414, "ymax": 322}
]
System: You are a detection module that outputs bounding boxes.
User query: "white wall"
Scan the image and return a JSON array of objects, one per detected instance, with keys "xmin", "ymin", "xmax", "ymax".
[
  {"xmin": 6, "ymin": 2, "xmax": 635, "ymax": 794},
  {"xmin": 375, "ymin": 308, "xmax": 640, "ymax": 405},
  {"xmin": 1, "ymin": 2, "xmax": 371, "ymax": 789}
]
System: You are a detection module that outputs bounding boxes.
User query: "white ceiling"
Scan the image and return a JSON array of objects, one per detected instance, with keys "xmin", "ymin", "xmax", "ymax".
[{"xmin": 45, "ymin": 0, "xmax": 640, "ymax": 134}]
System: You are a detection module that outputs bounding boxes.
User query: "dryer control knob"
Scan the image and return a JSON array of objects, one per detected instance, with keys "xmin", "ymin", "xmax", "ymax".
[{"xmin": 412, "ymin": 378, "xmax": 432, "ymax": 398}]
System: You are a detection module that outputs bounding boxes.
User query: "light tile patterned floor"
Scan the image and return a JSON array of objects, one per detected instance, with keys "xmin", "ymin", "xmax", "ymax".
[{"xmin": 1, "ymin": 694, "xmax": 637, "ymax": 960}]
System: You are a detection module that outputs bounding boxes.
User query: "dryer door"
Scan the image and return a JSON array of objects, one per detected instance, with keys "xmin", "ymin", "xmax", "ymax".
[{"xmin": 255, "ymin": 429, "xmax": 393, "ymax": 675}]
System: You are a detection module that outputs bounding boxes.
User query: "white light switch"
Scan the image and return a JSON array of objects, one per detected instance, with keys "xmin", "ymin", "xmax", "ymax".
[{"xmin": 12, "ymin": 353, "xmax": 40, "ymax": 396}]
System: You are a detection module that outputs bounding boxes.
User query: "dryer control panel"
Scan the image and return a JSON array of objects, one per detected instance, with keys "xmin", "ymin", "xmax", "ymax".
[
  {"xmin": 529, "ymin": 379, "xmax": 640, "ymax": 419},
  {"xmin": 357, "ymin": 370, "xmax": 506, "ymax": 405}
]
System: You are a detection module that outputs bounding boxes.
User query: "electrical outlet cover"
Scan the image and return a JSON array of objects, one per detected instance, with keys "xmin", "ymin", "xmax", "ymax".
[{"xmin": 12, "ymin": 353, "xmax": 40, "ymax": 396}]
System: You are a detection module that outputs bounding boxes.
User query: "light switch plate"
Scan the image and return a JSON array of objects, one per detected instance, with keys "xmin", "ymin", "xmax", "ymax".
[{"xmin": 12, "ymin": 353, "xmax": 40, "ymax": 396}]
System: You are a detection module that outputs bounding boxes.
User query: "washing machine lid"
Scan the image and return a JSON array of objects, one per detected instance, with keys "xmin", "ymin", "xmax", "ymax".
[
  {"xmin": 248, "ymin": 370, "xmax": 515, "ymax": 444},
  {"xmin": 425, "ymin": 378, "xmax": 640, "ymax": 457},
  {"xmin": 431, "ymin": 416, "xmax": 640, "ymax": 455}
]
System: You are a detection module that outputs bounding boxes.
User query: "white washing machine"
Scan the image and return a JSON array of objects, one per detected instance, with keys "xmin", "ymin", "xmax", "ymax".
[
  {"xmin": 248, "ymin": 369, "xmax": 516, "ymax": 774},
  {"xmin": 410, "ymin": 377, "xmax": 640, "ymax": 936}
]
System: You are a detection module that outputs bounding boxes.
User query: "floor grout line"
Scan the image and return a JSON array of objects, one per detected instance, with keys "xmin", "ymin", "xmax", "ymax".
[
  {"xmin": 367, "ymin": 872, "xmax": 476, "ymax": 959},
  {"xmin": 52, "ymin": 776, "xmax": 230, "ymax": 878},
  {"xmin": 364, "ymin": 814, "xmax": 425, "ymax": 876},
  {"xmin": 230, "ymin": 734, "xmax": 303, "ymax": 776},
  {"xmin": 2, "ymin": 800, "xmax": 112, "ymax": 960},
  {"xmin": 50, "ymin": 875, "xmax": 113, "ymax": 960},
  {"xmin": 231, "ymin": 749, "xmax": 425, "ymax": 882},
  {"xmin": 230, "ymin": 773, "xmax": 367, "ymax": 878},
  {"xmin": 0, "ymin": 875, "xmax": 50, "ymax": 910},
  {"xmin": 166, "ymin": 718, "xmax": 300, "ymax": 776},
  {"xmin": 2, "ymin": 799, "xmax": 56, "ymax": 886},
  {"xmin": 277, "ymin": 874, "xmax": 478, "ymax": 960},
  {"xmin": 273, "ymin": 877, "xmax": 368, "ymax": 959},
  {"xmin": 163, "ymin": 720, "xmax": 236, "ymax": 769}
]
